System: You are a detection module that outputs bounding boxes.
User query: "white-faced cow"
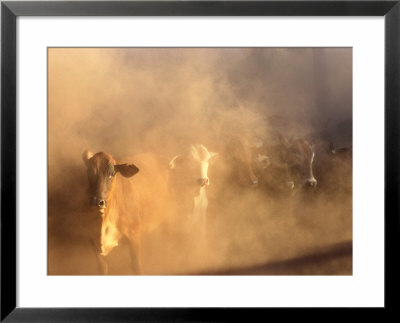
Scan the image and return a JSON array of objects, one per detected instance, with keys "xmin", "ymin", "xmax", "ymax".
[
  {"xmin": 265, "ymin": 135, "xmax": 317, "ymax": 191},
  {"xmin": 168, "ymin": 144, "xmax": 217, "ymax": 231},
  {"xmin": 82, "ymin": 150, "xmax": 170, "ymax": 275}
]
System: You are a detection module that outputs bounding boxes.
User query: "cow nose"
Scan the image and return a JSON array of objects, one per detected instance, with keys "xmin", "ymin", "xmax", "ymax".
[
  {"xmin": 98, "ymin": 199, "xmax": 106, "ymax": 208},
  {"xmin": 307, "ymin": 178, "xmax": 317, "ymax": 187},
  {"xmin": 197, "ymin": 178, "xmax": 209, "ymax": 186}
]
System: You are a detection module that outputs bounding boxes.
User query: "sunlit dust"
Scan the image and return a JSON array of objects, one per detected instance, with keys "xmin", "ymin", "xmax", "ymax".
[{"xmin": 48, "ymin": 48, "xmax": 352, "ymax": 275}]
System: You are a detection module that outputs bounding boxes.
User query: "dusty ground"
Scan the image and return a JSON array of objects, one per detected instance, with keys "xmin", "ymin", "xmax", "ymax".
[{"xmin": 48, "ymin": 178, "xmax": 352, "ymax": 275}]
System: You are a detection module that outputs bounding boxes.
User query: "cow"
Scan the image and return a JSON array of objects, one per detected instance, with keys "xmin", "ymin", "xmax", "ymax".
[
  {"xmin": 254, "ymin": 159, "xmax": 295, "ymax": 195},
  {"xmin": 261, "ymin": 135, "xmax": 317, "ymax": 192},
  {"xmin": 82, "ymin": 150, "xmax": 170, "ymax": 275},
  {"xmin": 245, "ymin": 136, "xmax": 293, "ymax": 196},
  {"xmin": 168, "ymin": 144, "xmax": 217, "ymax": 232},
  {"xmin": 250, "ymin": 136, "xmax": 271, "ymax": 171}
]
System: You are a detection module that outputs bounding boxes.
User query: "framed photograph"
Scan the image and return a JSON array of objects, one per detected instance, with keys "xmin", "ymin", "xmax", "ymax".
[{"xmin": 1, "ymin": 0, "xmax": 399, "ymax": 321}]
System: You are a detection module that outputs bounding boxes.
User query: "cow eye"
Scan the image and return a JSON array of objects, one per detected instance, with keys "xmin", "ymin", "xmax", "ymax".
[{"xmin": 109, "ymin": 171, "xmax": 115, "ymax": 179}]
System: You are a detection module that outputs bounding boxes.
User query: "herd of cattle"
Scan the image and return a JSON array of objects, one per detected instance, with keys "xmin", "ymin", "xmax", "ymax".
[{"xmin": 81, "ymin": 133, "xmax": 352, "ymax": 275}]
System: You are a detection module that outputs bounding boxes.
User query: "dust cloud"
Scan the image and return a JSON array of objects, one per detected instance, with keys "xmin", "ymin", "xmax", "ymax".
[{"xmin": 48, "ymin": 48, "xmax": 352, "ymax": 275}]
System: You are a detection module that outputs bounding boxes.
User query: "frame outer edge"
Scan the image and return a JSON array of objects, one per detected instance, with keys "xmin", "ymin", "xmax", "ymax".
[
  {"xmin": 0, "ymin": 0, "xmax": 399, "ymax": 321},
  {"xmin": 1, "ymin": 1, "xmax": 399, "ymax": 16},
  {"xmin": 385, "ymin": 0, "xmax": 400, "ymax": 312},
  {"xmin": 1, "ymin": 1, "xmax": 17, "ymax": 321},
  {"xmin": 1, "ymin": 2, "xmax": 17, "ymax": 322}
]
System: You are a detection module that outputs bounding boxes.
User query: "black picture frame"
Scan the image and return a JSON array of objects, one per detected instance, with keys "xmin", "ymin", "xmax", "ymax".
[{"xmin": 1, "ymin": 1, "xmax": 399, "ymax": 321}]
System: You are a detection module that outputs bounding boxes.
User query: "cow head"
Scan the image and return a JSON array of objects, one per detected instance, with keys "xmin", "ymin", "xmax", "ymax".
[
  {"xmin": 279, "ymin": 138, "xmax": 317, "ymax": 189},
  {"xmin": 259, "ymin": 161, "xmax": 295, "ymax": 192},
  {"xmin": 256, "ymin": 154, "xmax": 271, "ymax": 170},
  {"xmin": 169, "ymin": 144, "xmax": 218, "ymax": 188},
  {"xmin": 250, "ymin": 137, "xmax": 271, "ymax": 171},
  {"xmin": 82, "ymin": 150, "xmax": 139, "ymax": 213}
]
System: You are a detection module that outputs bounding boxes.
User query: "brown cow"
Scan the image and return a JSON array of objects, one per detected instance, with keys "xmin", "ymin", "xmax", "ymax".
[
  {"xmin": 82, "ymin": 150, "xmax": 170, "ymax": 275},
  {"xmin": 247, "ymin": 136, "xmax": 294, "ymax": 195}
]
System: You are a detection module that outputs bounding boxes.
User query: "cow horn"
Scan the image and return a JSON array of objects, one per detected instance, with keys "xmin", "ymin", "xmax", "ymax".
[{"xmin": 169, "ymin": 155, "xmax": 182, "ymax": 169}]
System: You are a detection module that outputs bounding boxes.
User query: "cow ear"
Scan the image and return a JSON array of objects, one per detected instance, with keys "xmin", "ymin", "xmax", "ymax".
[
  {"xmin": 115, "ymin": 164, "xmax": 139, "ymax": 177},
  {"xmin": 169, "ymin": 155, "xmax": 183, "ymax": 169},
  {"xmin": 82, "ymin": 150, "xmax": 94, "ymax": 167}
]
